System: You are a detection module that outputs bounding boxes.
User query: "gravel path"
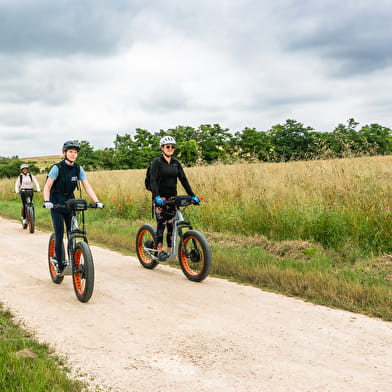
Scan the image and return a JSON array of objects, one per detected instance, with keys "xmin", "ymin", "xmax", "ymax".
[{"xmin": 0, "ymin": 216, "xmax": 391, "ymax": 391}]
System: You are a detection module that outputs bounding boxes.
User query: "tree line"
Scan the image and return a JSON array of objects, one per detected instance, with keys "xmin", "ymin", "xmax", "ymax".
[
  {"xmin": 0, "ymin": 118, "xmax": 391, "ymax": 177},
  {"xmin": 76, "ymin": 118, "xmax": 392, "ymax": 170}
]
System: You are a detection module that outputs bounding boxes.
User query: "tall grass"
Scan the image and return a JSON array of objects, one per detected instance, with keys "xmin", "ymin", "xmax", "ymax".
[
  {"xmin": 0, "ymin": 156, "xmax": 391, "ymax": 319},
  {"xmin": 83, "ymin": 156, "xmax": 391, "ymax": 256},
  {"xmin": 2, "ymin": 156, "xmax": 391, "ymax": 256}
]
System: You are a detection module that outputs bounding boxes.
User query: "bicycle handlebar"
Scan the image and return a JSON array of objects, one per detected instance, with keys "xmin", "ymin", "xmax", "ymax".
[
  {"xmin": 52, "ymin": 203, "xmax": 99, "ymax": 209},
  {"xmin": 42, "ymin": 199, "xmax": 102, "ymax": 210},
  {"xmin": 163, "ymin": 195, "xmax": 199, "ymax": 207}
]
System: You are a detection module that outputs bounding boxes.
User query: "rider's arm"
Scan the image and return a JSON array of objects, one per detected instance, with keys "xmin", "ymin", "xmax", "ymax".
[
  {"xmin": 32, "ymin": 175, "xmax": 41, "ymax": 192},
  {"xmin": 150, "ymin": 158, "xmax": 160, "ymax": 198},
  {"xmin": 15, "ymin": 177, "xmax": 20, "ymax": 193},
  {"xmin": 177, "ymin": 162, "xmax": 195, "ymax": 197},
  {"xmin": 79, "ymin": 167, "xmax": 99, "ymax": 204},
  {"xmin": 81, "ymin": 179, "xmax": 99, "ymax": 203},
  {"xmin": 43, "ymin": 177, "xmax": 54, "ymax": 201},
  {"xmin": 43, "ymin": 165, "xmax": 59, "ymax": 201}
]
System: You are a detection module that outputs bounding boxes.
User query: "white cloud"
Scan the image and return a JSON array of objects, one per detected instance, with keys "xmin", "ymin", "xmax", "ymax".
[{"xmin": 0, "ymin": 1, "xmax": 391, "ymax": 157}]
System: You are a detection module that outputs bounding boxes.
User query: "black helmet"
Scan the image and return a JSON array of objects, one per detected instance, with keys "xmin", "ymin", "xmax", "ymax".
[{"xmin": 62, "ymin": 140, "xmax": 80, "ymax": 152}]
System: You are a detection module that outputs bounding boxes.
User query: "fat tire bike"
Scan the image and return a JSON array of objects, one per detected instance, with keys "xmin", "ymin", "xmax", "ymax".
[
  {"xmin": 136, "ymin": 195, "xmax": 212, "ymax": 282},
  {"xmin": 19, "ymin": 189, "xmax": 39, "ymax": 233},
  {"xmin": 47, "ymin": 199, "xmax": 101, "ymax": 303}
]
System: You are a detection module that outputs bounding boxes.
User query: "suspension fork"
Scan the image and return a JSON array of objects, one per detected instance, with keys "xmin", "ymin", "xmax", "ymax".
[
  {"xmin": 67, "ymin": 213, "xmax": 87, "ymax": 261},
  {"xmin": 176, "ymin": 211, "xmax": 193, "ymax": 256}
]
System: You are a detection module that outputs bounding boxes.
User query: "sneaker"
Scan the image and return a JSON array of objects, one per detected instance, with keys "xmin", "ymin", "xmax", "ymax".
[
  {"xmin": 158, "ymin": 251, "xmax": 168, "ymax": 261},
  {"xmin": 56, "ymin": 267, "xmax": 64, "ymax": 276},
  {"xmin": 57, "ymin": 261, "xmax": 67, "ymax": 275}
]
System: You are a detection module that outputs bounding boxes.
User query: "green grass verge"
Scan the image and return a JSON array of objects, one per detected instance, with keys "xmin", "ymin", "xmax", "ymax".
[
  {"xmin": 1, "ymin": 199, "xmax": 391, "ymax": 321},
  {"xmin": 0, "ymin": 304, "xmax": 88, "ymax": 392},
  {"xmin": 0, "ymin": 198, "xmax": 391, "ymax": 390}
]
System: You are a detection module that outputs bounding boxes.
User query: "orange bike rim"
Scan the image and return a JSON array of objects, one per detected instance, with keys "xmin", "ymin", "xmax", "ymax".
[
  {"xmin": 73, "ymin": 249, "xmax": 84, "ymax": 294},
  {"xmin": 180, "ymin": 236, "xmax": 204, "ymax": 276},
  {"xmin": 138, "ymin": 230, "xmax": 153, "ymax": 263}
]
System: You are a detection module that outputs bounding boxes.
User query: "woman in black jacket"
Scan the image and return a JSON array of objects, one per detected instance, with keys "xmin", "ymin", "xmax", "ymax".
[{"xmin": 149, "ymin": 136, "xmax": 200, "ymax": 260}]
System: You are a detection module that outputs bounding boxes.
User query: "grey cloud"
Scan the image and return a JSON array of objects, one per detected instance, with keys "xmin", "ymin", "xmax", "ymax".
[
  {"xmin": 0, "ymin": 0, "xmax": 143, "ymax": 56},
  {"xmin": 0, "ymin": 79, "xmax": 69, "ymax": 105},
  {"xmin": 140, "ymin": 87, "xmax": 189, "ymax": 113},
  {"xmin": 279, "ymin": 1, "xmax": 392, "ymax": 75},
  {"xmin": 0, "ymin": 111, "xmax": 30, "ymax": 127}
]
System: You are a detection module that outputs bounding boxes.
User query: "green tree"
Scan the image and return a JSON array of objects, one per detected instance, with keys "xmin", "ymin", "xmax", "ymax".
[
  {"xmin": 177, "ymin": 139, "xmax": 199, "ymax": 166},
  {"xmin": 130, "ymin": 128, "xmax": 158, "ymax": 167},
  {"xmin": 269, "ymin": 119, "xmax": 314, "ymax": 161},
  {"xmin": 96, "ymin": 148, "xmax": 116, "ymax": 170},
  {"xmin": 112, "ymin": 134, "xmax": 138, "ymax": 169},
  {"xmin": 0, "ymin": 158, "xmax": 40, "ymax": 179},
  {"xmin": 234, "ymin": 127, "xmax": 272, "ymax": 161},
  {"xmin": 358, "ymin": 123, "xmax": 392, "ymax": 155},
  {"xmin": 329, "ymin": 118, "xmax": 362, "ymax": 156},
  {"xmin": 76, "ymin": 140, "xmax": 98, "ymax": 171},
  {"xmin": 195, "ymin": 124, "xmax": 233, "ymax": 163}
]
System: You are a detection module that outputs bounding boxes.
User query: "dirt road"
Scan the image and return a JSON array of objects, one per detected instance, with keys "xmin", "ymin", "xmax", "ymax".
[{"xmin": 0, "ymin": 216, "xmax": 391, "ymax": 392}]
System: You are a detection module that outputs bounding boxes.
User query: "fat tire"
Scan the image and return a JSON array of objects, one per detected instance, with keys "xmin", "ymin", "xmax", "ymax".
[
  {"xmin": 48, "ymin": 233, "xmax": 65, "ymax": 284},
  {"xmin": 179, "ymin": 230, "xmax": 212, "ymax": 282},
  {"xmin": 135, "ymin": 224, "xmax": 159, "ymax": 269},
  {"xmin": 27, "ymin": 206, "xmax": 35, "ymax": 233},
  {"xmin": 72, "ymin": 241, "xmax": 94, "ymax": 303}
]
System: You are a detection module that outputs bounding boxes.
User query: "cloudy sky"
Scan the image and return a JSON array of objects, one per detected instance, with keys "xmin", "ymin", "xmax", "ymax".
[{"xmin": 0, "ymin": 0, "xmax": 391, "ymax": 157}]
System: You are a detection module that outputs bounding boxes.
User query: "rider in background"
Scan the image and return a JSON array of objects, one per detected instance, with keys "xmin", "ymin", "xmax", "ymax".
[
  {"xmin": 149, "ymin": 136, "xmax": 200, "ymax": 261},
  {"xmin": 43, "ymin": 141, "xmax": 103, "ymax": 274},
  {"xmin": 15, "ymin": 164, "xmax": 41, "ymax": 226}
]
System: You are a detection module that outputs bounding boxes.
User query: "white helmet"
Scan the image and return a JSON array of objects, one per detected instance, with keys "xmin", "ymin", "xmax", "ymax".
[
  {"xmin": 20, "ymin": 164, "xmax": 29, "ymax": 170},
  {"xmin": 159, "ymin": 136, "xmax": 176, "ymax": 147}
]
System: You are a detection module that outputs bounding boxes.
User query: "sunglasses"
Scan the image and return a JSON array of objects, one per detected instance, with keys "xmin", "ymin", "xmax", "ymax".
[{"xmin": 164, "ymin": 145, "xmax": 175, "ymax": 149}]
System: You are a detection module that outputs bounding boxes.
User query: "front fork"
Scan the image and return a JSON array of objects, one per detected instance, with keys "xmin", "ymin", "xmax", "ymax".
[
  {"xmin": 176, "ymin": 220, "xmax": 193, "ymax": 259},
  {"xmin": 66, "ymin": 214, "xmax": 88, "ymax": 273}
]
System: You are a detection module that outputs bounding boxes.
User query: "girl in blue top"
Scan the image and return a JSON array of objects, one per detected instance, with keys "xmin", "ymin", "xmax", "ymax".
[{"xmin": 43, "ymin": 141, "xmax": 103, "ymax": 275}]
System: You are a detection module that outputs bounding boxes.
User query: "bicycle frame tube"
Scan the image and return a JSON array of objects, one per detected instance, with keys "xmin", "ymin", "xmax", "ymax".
[
  {"xmin": 168, "ymin": 208, "xmax": 192, "ymax": 258},
  {"xmin": 67, "ymin": 212, "xmax": 88, "ymax": 261}
]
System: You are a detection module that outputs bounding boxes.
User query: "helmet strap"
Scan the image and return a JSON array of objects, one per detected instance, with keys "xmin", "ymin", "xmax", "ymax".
[
  {"xmin": 64, "ymin": 153, "xmax": 75, "ymax": 164},
  {"xmin": 162, "ymin": 150, "xmax": 172, "ymax": 160}
]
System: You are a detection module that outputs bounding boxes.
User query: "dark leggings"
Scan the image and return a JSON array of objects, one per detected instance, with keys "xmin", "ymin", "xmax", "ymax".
[
  {"xmin": 20, "ymin": 190, "xmax": 34, "ymax": 219},
  {"xmin": 50, "ymin": 208, "xmax": 73, "ymax": 270},
  {"xmin": 155, "ymin": 201, "xmax": 176, "ymax": 249}
]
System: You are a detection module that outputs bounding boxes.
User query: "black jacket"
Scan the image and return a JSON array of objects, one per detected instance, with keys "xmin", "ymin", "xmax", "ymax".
[{"xmin": 150, "ymin": 156, "xmax": 195, "ymax": 199}]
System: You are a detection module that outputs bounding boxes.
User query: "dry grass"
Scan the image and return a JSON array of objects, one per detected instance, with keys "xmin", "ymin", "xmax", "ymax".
[
  {"xmin": 81, "ymin": 155, "xmax": 391, "ymax": 203},
  {"xmin": 1, "ymin": 155, "xmax": 391, "ymax": 319},
  {"xmin": 21, "ymin": 155, "xmax": 62, "ymax": 171}
]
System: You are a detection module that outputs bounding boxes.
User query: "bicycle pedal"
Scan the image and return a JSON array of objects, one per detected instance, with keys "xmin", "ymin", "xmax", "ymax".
[
  {"xmin": 166, "ymin": 253, "xmax": 175, "ymax": 262},
  {"xmin": 62, "ymin": 265, "xmax": 72, "ymax": 276}
]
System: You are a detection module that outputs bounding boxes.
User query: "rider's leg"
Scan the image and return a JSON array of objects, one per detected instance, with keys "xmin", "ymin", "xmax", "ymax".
[
  {"xmin": 155, "ymin": 204, "xmax": 165, "ymax": 253},
  {"xmin": 166, "ymin": 221, "xmax": 174, "ymax": 251},
  {"xmin": 165, "ymin": 204, "xmax": 176, "ymax": 252},
  {"xmin": 20, "ymin": 192, "xmax": 27, "ymax": 220},
  {"xmin": 50, "ymin": 209, "xmax": 71, "ymax": 271}
]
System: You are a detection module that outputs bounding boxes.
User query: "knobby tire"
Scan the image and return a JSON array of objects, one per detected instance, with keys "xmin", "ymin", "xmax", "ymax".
[
  {"xmin": 135, "ymin": 224, "xmax": 158, "ymax": 269},
  {"xmin": 48, "ymin": 233, "xmax": 64, "ymax": 284},
  {"xmin": 27, "ymin": 205, "xmax": 35, "ymax": 233},
  {"xmin": 72, "ymin": 241, "xmax": 94, "ymax": 303},
  {"xmin": 179, "ymin": 230, "xmax": 212, "ymax": 282}
]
